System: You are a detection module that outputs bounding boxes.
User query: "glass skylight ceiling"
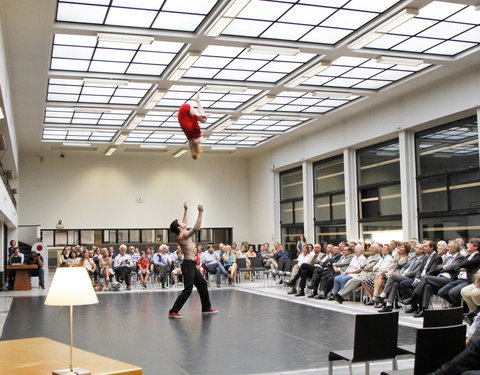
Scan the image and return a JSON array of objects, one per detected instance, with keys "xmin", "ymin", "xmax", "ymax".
[
  {"xmin": 221, "ymin": 0, "xmax": 401, "ymax": 44},
  {"xmin": 303, "ymin": 57, "xmax": 431, "ymax": 90},
  {"xmin": 51, "ymin": 34, "xmax": 184, "ymax": 76},
  {"xmin": 45, "ymin": 107, "xmax": 132, "ymax": 127},
  {"xmin": 47, "ymin": 79, "xmax": 152, "ymax": 105},
  {"xmin": 366, "ymin": 2, "xmax": 480, "ymax": 56},
  {"xmin": 260, "ymin": 91, "xmax": 359, "ymax": 114},
  {"xmin": 41, "ymin": 0, "xmax": 480, "ymax": 151},
  {"xmin": 139, "ymin": 111, "xmax": 224, "ymax": 130},
  {"xmin": 156, "ymin": 85, "xmax": 262, "ymax": 110},
  {"xmin": 184, "ymin": 45, "xmax": 316, "ymax": 83},
  {"xmin": 419, "ymin": 122, "xmax": 479, "ymax": 156},
  {"xmin": 56, "ymin": 0, "xmax": 220, "ymax": 32}
]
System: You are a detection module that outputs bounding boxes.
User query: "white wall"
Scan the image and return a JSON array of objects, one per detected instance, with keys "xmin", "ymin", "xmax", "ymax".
[
  {"xmin": 18, "ymin": 153, "xmax": 251, "ymax": 243},
  {"xmin": 247, "ymin": 66, "xmax": 480, "ymax": 242}
]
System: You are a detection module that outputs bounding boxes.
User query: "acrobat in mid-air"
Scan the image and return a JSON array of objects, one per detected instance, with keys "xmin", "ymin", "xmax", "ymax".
[{"xmin": 177, "ymin": 94, "xmax": 207, "ymax": 160}]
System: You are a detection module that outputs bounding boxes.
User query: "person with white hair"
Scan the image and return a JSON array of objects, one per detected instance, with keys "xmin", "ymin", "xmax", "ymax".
[
  {"xmin": 153, "ymin": 244, "xmax": 171, "ymax": 289},
  {"xmin": 437, "ymin": 240, "xmax": 450, "ymax": 262},
  {"xmin": 113, "ymin": 244, "xmax": 132, "ymax": 290}
]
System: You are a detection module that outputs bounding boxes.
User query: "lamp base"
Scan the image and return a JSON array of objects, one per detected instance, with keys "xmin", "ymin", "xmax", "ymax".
[{"xmin": 52, "ymin": 368, "xmax": 91, "ymax": 375}]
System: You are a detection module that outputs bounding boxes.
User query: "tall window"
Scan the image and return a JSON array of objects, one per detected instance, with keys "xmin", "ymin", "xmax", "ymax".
[
  {"xmin": 280, "ymin": 167, "xmax": 304, "ymax": 256},
  {"xmin": 357, "ymin": 140, "xmax": 402, "ymax": 242},
  {"xmin": 416, "ymin": 116, "xmax": 480, "ymax": 240},
  {"xmin": 313, "ymin": 156, "xmax": 345, "ymax": 244}
]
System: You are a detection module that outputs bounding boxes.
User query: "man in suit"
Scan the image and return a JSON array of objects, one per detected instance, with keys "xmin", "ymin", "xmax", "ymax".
[
  {"xmin": 400, "ymin": 240, "xmax": 443, "ymax": 314},
  {"xmin": 405, "ymin": 240, "xmax": 465, "ymax": 317},
  {"xmin": 438, "ymin": 238, "xmax": 480, "ymax": 307},
  {"xmin": 319, "ymin": 246, "xmax": 355, "ymax": 299},
  {"xmin": 377, "ymin": 244, "xmax": 426, "ymax": 312},
  {"xmin": 334, "ymin": 243, "xmax": 381, "ymax": 303}
]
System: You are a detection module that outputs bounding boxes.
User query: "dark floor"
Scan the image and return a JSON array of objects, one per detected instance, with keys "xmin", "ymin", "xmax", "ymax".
[{"xmin": 2, "ymin": 289, "xmax": 416, "ymax": 375}]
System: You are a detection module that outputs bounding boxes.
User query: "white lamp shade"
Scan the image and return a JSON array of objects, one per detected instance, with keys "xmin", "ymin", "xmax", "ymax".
[{"xmin": 45, "ymin": 267, "xmax": 99, "ymax": 306}]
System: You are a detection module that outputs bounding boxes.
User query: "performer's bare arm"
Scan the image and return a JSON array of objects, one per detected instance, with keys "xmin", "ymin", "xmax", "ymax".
[
  {"xmin": 182, "ymin": 201, "xmax": 188, "ymax": 226},
  {"xmin": 179, "ymin": 205, "xmax": 203, "ymax": 240}
]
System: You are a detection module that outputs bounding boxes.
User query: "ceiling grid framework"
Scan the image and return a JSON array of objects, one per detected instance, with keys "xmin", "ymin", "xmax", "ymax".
[{"xmin": 37, "ymin": 0, "xmax": 480, "ymax": 156}]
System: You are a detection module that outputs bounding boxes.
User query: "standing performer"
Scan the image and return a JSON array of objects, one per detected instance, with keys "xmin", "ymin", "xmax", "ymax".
[
  {"xmin": 168, "ymin": 202, "xmax": 218, "ymax": 319},
  {"xmin": 177, "ymin": 94, "xmax": 207, "ymax": 160}
]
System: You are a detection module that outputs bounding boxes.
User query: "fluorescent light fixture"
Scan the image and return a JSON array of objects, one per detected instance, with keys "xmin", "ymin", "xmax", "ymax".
[
  {"xmin": 284, "ymin": 61, "xmax": 331, "ymax": 88},
  {"xmin": 205, "ymin": 0, "xmax": 250, "ymax": 36},
  {"xmin": 0, "ymin": 107, "xmax": 4, "ymax": 119},
  {"xmin": 168, "ymin": 51, "xmax": 201, "ymax": 81},
  {"xmin": 144, "ymin": 89, "xmax": 167, "ymax": 110},
  {"xmin": 125, "ymin": 115, "xmax": 145, "ymax": 130},
  {"xmin": 376, "ymin": 56, "xmax": 423, "ymax": 66},
  {"xmin": 223, "ymin": 0, "xmax": 251, "ymax": 17},
  {"xmin": 214, "ymin": 117, "xmax": 238, "ymax": 132},
  {"xmin": 73, "ymin": 107, "xmax": 111, "ymax": 113},
  {"xmin": 173, "ymin": 149, "xmax": 187, "ymax": 158},
  {"xmin": 97, "ymin": 33, "xmax": 154, "ymax": 45},
  {"xmin": 248, "ymin": 45, "xmax": 300, "ymax": 56},
  {"xmin": 205, "ymin": 85, "xmax": 247, "ymax": 92},
  {"xmin": 140, "ymin": 144, "xmax": 167, "ymax": 149},
  {"xmin": 348, "ymin": 8, "xmax": 418, "ymax": 50},
  {"xmin": 113, "ymin": 132, "xmax": 129, "ymax": 145},
  {"xmin": 205, "ymin": 17, "xmax": 234, "ymax": 37},
  {"xmin": 243, "ymin": 95, "xmax": 275, "ymax": 113},
  {"xmin": 348, "ymin": 31, "xmax": 384, "ymax": 49},
  {"xmin": 211, "ymin": 146, "xmax": 237, "ymax": 150},
  {"xmin": 376, "ymin": 8, "xmax": 419, "ymax": 33},
  {"xmin": 105, "ymin": 146, "xmax": 117, "ymax": 156},
  {"xmin": 83, "ymin": 78, "xmax": 129, "ymax": 86},
  {"xmin": 62, "ymin": 142, "xmax": 91, "ymax": 147},
  {"xmin": 312, "ymin": 91, "xmax": 352, "ymax": 99}
]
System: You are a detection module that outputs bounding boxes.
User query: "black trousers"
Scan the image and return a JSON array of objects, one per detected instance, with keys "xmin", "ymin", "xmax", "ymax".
[
  {"xmin": 116, "ymin": 266, "xmax": 131, "ymax": 286},
  {"xmin": 170, "ymin": 260, "xmax": 211, "ymax": 314}
]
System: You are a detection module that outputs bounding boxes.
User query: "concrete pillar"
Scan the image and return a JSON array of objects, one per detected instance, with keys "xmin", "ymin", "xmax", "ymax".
[{"xmin": 343, "ymin": 148, "xmax": 359, "ymax": 241}]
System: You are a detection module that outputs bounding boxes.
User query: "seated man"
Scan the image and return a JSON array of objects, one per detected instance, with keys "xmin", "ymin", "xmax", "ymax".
[
  {"xmin": 203, "ymin": 245, "xmax": 228, "ymax": 287},
  {"xmin": 27, "ymin": 250, "xmax": 45, "ymax": 289},
  {"xmin": 335, "ymin": 243, "xmax": 381, "ymax": 303},
  {"xmin": 321, "ymin": 246, "xmax": 355, "ymax": 300},
  {"xmin": 261, "ymin": 244, "xmax": 277, "ymax": 271},
  {"xmin": 405, "ymin": 240, "xmax": 464, "ymax": 317},
  {"xmin": 153, "ymin": 245, "xmax": 171, "ymax": 289},
  {"xmin": 438, "ymin": 238, "xmax": 480, "ymax": 308},
  {"xmin": 8, "ymin": 247, "xmax": 25, "ymax": 289},
  {"xmin": 113, "ymin": 244, "xmax": 132, "ymax": 290}
]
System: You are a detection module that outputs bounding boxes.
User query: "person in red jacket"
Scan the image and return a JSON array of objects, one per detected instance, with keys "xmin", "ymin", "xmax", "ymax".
[{"xmin": 177, "ymin": 94, "xmax": 207, "ymax": 160}]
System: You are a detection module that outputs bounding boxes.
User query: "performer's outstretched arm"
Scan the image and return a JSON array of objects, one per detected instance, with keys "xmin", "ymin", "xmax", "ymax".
[
  {"xmin": 183, "ymin": 205, "xmax": 203, "ymax": 239},
  {"xmin": 182, "ymin": 201, "xmax": 188, "ymax": 226}
]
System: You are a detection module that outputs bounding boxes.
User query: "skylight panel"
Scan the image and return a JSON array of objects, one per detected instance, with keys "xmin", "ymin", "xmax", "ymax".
[
  {"xmin": 454, "ymin": 27, "xmax": 480, "ymax": 43},
  {"xmin": 163, "ymin": 0, "xmax": 217, "ymax": 14},
  {"xmin": 184, "ymin": 68, "xmax": 219, "ymax": 79},
  {"xmin": 194, "ymin": 56, "xmax": 232, "ymax": 69},
  {"xmin": 202, "ymin": 45, "xmax": 243, "ymax": 57},
  {"xmin": 51, "ymin": 59, "xmax": 90, "ymax": 71},
  {"xmin": 247, "ymin": 72, "xmax": 284, "ymax": 82},
  {"xmin": 418, "ymin": 21, "xmax": 472, "ymax": 39},
  {"xmin": 93, "ymin": 48, "xmax": 136, "ymax": 62},
  {"xmin": 344, "ymin": 0, "xmax": 400, "ymax": 13},
  {"xmin": 52, "ymin": 45, "xmax": 94, "ymax": 60},
  {"xmin": 127, "ymin": 64, "xmax": 166, "ymax": 76},
  {"xmin": 261, "ymin": 61, "xmax": 302, "ymax": 73},
  {"xmin": 418, "ymin": 1, "xmax": 464, "ymax": 20},
  {"xmin": 279, "ymin": 4, "xmax": 335, "ymax": 25},
  {"xmin": 343, "ymin": 67, "xmax": 382, "ymax": 79},
  {"xmin": 322, "ymin": 9, "xmax": 377, "ymax": 29},
  {"xmin": 324, "ymin": 78, "xmax": 362, "ymax": 87},
  {"xmin": 301, "ymin": 0, "xmax": 348, "ymax": 6},
  {"xmin": 111, "ymin": 0, "xmax": 164, "ymax": 10},
  {"xmin": 152, "ymin": 13, "xmax": 205, "ymax": 31},
  {"xmin": 447, "ymin": 6, "xmax": 480, "ymax": 24},
  {"xmin": 425, "ymin": 40, "xmax": 476, "ymax": 55},
  {"xmin": 261, "ymin": 23, "xmax": 312, "ymax": 40},
  {"xmin": 237, "ymin": 0, "xmax": 292, "ymax": 21},
  {"xmin": 226, "ymin": 59, "xmax": 267, "ymax": 70},
  {"xmin": 353, "ymin": 80, "xmax": 390, "ymax": 89},
  {"xmin": 389, "ymin": 18, "xmax": 437, "ymax": 36},
  {"xmin": 334, "ymin": 56, "xmax": 368, "ymax": 66},
  {"xmin": 365, "ymin": 34, "xmax": 408, "ymax": 49},
  {"xmin": 391, "ymin": 37, "xmax": 441, "ymax": 53},
  {"xmin": 215, "ymin": 70, "xmax": 253, "ymax": 80},
  {"xmin": 300, "ymin": 27, "xmax": 352, "ymax": 44},
  {"xmin": 223, "ymin": 19, "xmax": 271, "ymax": 37},
  {"xmin": 372, "ymin": 70, "xmax": 412, "ymax": 80},
  {"xmin": 105, "ymin": 8, "xmax": 157, "ymax": 27},
  {"xmin": 57, "ymin": 3, "xmax": 108, "ymax": 24}
]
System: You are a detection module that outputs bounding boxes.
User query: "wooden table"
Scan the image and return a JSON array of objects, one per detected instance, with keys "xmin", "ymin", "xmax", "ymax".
[
  {"xmin": 6, "ymin": 265, "xmax": 38, "ymax": 290},
  {"xmin": 0, "ymin": 337, "xmax": 142, "ymax": 375}
]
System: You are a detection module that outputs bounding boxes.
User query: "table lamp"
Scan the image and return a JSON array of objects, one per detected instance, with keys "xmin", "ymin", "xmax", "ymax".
[{"xmin": 45, "ymin": 267, "xmax": 99, "ymax": 375}]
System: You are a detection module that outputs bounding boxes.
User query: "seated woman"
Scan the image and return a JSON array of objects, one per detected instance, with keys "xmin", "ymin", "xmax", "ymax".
[
  {"xmin": 79, "ymin": 249, "xmax": 96, "ymax": 280},
  {"xmin": 58, "ymin": 246, "xmax": 70, "ymax": 267},
  {"xmin": 372, "ymin": 243, "xmax": 411, "ymax": 307},
  {"xmin": 98, "ymin": 248, "xmax": 112, "ymax": 290},
  {"xmin": 361, "ymin": 243, "xmax": 395, "ymax": 304},
  {"xmin": 66, "ymin": 250, "xmax": 79, "ymax": 267},
  {"xmin": 245, "ymin": 245, "xmax": 257, "ymax": 269},
  {"xmin": 222, "ymin": 245, "xmax": 238, "ymax": 286},
  {"xmin": 195, "ymin": 245, "xmax": 205, "ymax": 277},
  {"xmin": 137, "ymin": 251, "xmax": 151, "ymax": 289}
]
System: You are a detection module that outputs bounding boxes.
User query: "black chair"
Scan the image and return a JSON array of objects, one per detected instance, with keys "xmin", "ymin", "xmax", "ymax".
[
  {"xmin": 328, "ymin": 311, "xmax": 399, "ymax": 375},
  {"xmin": 382, "ymin": 324, "xmax": 466, "ymax": 375},
  {"xmin": 397, "ymin": 307, "xmax": 464, "ymax": 355},
  {"xmin": 249, "ymin": 257, "xmax": 265, "ymax": 280},
  {"xmin": 236, "ymin": 257, "xmax": 250, "ymax": 283}
]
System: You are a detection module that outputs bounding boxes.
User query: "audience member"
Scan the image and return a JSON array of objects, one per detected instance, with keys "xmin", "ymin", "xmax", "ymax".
[
  {"xmin": 137, "ymin": 251, "xmax": 151, "ymax": 288},
  {"xmin": 79, "ymin": 249, "xmax": 96, "ymax": 279},
  {"xmin": 113, "ymin": 244, "xmax": 132, "ymax": 290},
  {"xmin": 27, "ymin": 250, "xmax": 45, "ymax": 289},
  {"xmin": 153, "ymin": 245, "xmax": 170, "ymax": 289},
  {"xmin": 98, "ymin": 248, "xmax": 112, "ymax": 290},
  {"xmin": 203, "ymin": 244, "xmax": 228, "ymax": 287}
]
